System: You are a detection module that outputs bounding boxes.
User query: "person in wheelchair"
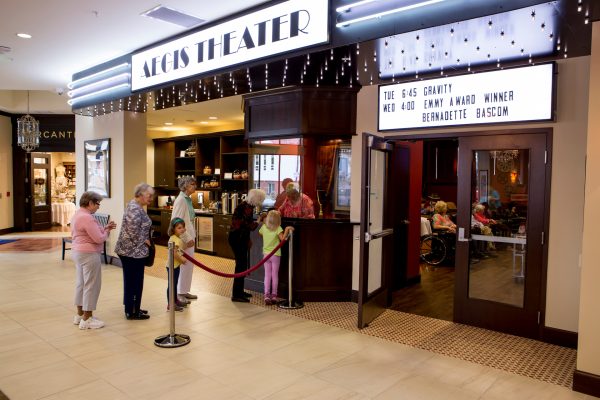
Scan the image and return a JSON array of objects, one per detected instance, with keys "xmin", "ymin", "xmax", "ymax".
[
  {"xmin": 432, "ymin": 201, "xmax": 457, "ymax": 234},
  {"xmin": 419, "ymin": 201, "xmax": 457, "ymax": 266}
]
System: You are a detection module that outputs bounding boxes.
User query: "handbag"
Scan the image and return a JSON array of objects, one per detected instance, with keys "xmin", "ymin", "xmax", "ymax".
[{"xmin": 145, "ymin": 228, "xmax": 156, "ymax": 267}]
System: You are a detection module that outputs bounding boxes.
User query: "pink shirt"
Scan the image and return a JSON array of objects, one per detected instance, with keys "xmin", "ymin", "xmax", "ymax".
[{"xmin": 71, "ymin": 208, "xmax": 109, "ymax": 253}]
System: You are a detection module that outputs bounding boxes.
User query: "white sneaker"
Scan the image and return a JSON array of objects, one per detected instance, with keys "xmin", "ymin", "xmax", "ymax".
[
  {"xmin": 79, "ymin": 316, "xmax": 105, "ymax": 330},
  {"xmin": 73, "ymin": 315, "xmax": 83, "ymax": 325}
]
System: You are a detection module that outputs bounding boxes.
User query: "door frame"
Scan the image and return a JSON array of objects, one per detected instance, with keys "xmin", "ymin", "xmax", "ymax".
[
  {"xmin": 358, "ymin": 132, "xmax": 395, "ymax": 328},
  {"xmin": 381, "ymin": 127, "xmax": 552, "ymax": 339},
  {"xmin": 454, "ymin": 132, "xmax": 549, "ymax": 338},
  {"xmin": 29, "ymin": 152, "xmax": 53, "ymax": 231}
]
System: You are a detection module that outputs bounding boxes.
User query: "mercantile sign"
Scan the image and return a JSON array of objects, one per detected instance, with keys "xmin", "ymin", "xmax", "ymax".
[{"xmin": 132, "ymin": 0, "xmax": 329, "ymax": 91}]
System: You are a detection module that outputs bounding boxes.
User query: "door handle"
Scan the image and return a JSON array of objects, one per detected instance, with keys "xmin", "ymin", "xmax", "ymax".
[
  {"xmin": 457, "ymin": 227, "xmax": 471, "ymax": 242},
  {"xmin": 365, "ymin": 228, "xmax": 394, "ymax": 242}
]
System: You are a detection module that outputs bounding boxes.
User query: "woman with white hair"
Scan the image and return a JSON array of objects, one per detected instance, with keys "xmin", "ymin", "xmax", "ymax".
[
  {"xmin": 171, "ymin": 176, "xmax": 198, "ymax": 305},
  {"xmin": 228, "ymin": 188, "xmax": 266, "ymax": 302},
  {"xmin": 115, "ymin": 183, "xmax": 154, "ymax": 320}
]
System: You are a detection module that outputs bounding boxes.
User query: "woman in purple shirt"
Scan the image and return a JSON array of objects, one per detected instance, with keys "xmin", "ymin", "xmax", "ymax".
[{"xmin": 72, "ymin": 191, "xmax": 116, "ymax": 330}]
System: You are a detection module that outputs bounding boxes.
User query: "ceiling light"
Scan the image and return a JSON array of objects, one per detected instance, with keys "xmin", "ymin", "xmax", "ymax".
[
  {"xmin": 16, "ymin": 33, "xmax": 32, "ymax": 39},
  {"xmin": 200, "ymin": 121, "xmax": 208, "ymax": 124},
  {"xmin": 141, "ymin": 5, "xmax": 205, "ymax": 28},
  {"xmin": 336, "ymin": 0, "xmax": 445, "ymax": 27},
  {"xmin": 164, "ymin": 122, "xmax": 173, "ymax": 125},
  {"xmin": 17, "ymin": 91, "xmax": 40, "ymax": 152},
  {"xmin": 208, "ymin": 116, "xmax": 218, "ymax": 120}
]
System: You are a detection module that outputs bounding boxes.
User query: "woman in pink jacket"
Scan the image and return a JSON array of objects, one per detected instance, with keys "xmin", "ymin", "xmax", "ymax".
[{"xmin": 71, "ymin": 191, "xmax": 116, "ymax": 329}]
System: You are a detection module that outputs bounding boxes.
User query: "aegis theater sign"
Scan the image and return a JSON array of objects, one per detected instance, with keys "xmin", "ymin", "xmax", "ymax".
[
  {"xmin": 378, "ymin": 63, "xmax": 555, "ymax": 131},
  {"xmin": 132, "ymin": 0, "xmax": 329, "ymax": 91}
]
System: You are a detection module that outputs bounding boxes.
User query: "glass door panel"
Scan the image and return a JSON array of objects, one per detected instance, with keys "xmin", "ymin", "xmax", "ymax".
[{"xmin": 468, "ymin": 149, "xmax": 529, "ymax": 308}]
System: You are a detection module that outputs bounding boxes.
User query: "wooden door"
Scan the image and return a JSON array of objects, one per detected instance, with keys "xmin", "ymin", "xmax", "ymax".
[
  {"xmin": 454, "ymin": 133, "xmax": 548, "ymax": 338},
  {"xmin": 30, "ymin": 153, "xmax": 52, "ymax": 230},
  {"xmin": 358, "ymin": 133, "xmax": 394, "ymax": 328}
]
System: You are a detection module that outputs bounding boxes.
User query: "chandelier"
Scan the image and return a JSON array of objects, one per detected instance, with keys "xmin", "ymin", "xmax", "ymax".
[
  {"xmin": 490, "ymin": 150, "xmax": 519, "ymax": 164},
  {"xmin": 17, "ymin": 91, "xmax": 40, "ymax": 152}
]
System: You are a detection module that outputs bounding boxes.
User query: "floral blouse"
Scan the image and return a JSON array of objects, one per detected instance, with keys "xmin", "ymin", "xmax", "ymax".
[
  {"xmin": 115, "ymin": 199, "xmax": 152, "ymax": 259},
  {"xmin": 278, "ymin": 194, "xmax": 315, "ymax": 219}
]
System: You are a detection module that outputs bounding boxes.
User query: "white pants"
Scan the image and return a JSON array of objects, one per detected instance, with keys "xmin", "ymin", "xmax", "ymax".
[
  {"xmin": 177, "ymin": 246, "xmax": 194, "ymax": 295},
  {"xmin": 73, "ymin": 251, "xmax": 102, "ymax": 311}
]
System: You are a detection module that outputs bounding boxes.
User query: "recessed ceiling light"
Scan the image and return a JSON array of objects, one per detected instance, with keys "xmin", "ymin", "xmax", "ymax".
[
  {"xmin": 208, "ymin": 116, "xmax": 218, "ymax": 120},
  {"xmin": 200, "ymin": 121, "xmax": 208, "ymax": 124},
  {"xmin": 164, "ymin": 122, "xmax": 173, "ymax": 125},
  {"xmin": 16, "ymin": 33, "xmax": 32, "ymax": 39}
]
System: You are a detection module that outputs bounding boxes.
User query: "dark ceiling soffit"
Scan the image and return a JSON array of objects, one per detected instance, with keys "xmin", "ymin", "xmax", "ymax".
[{"xmin": 330, "ymin": 0, "xmax": 558, "ymax": 47}]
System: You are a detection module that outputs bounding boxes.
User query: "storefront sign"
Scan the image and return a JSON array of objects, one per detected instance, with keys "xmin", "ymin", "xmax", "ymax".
[
  {"xmin": 132, "ymin": 0, "xmax": 329, "ymax": 91},
  {"xmin": 378, "ymin": 64, "xmax": 554, "ymax": 131}
]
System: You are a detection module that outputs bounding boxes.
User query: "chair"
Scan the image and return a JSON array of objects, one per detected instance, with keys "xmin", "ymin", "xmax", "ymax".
[{"xmin": 62, "ymin": 213, "xmax": 112, "ymax": 264}]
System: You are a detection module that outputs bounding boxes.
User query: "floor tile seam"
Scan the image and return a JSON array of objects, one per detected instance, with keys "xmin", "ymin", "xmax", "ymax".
[{"xmin": 55, "ymin": 262, "xmax": 572, "ymax": 390}]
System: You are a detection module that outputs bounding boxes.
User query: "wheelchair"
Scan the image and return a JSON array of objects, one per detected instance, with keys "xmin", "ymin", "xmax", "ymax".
[{"xmin": 420, "ymin": 224, "xmax": 456, "ymax": 267}]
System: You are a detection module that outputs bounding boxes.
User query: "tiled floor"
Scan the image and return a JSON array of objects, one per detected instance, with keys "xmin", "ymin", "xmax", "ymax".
[{"xmin": 0, "ymin": 239, "xmax": 592, "ymax": 399}]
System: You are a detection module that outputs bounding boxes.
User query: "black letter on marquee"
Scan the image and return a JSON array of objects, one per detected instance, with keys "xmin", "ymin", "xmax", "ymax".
[
  {"xmin": 290, "ymin": 10, "xmax": 310, "ymax": 37},
  {"xmin": 180, "ymin": 47, "xmax": 189, "ymax": 68},
  {"xmin": 223, "ymin": 31, "xmax": 236, "ymax": 56},
  {"xmin": 238, "ymin": 27, "xmax": 255, "ymax": 51},
  {"xmin": 196, "ymin": 41, "xmax": 206, "ymax": 63},
  {"xmin": 142, "ymin": 62, "xmax": 151, "ymax": 78},
  {"xmin": 255, "ymin": 21, "xmax": 267, "ymax": 46}
]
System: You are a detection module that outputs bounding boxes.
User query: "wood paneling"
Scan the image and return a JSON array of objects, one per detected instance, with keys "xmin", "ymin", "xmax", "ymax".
[{"xmin": 244, "ymin": 87, "xmax": 358, "ymax": 139}]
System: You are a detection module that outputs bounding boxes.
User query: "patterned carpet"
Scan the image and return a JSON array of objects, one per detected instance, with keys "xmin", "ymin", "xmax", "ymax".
[{"xmin": 149, "ymin": 245, "xmax": 577, "ymax": 388}]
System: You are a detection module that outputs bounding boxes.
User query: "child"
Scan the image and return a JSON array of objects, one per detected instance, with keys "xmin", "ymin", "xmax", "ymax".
[
  {"xmin": 259, "ymin": 210, "xmax": 293, "ymax": 305},
  {"xmin": 167, "ymin": 218, "xmax": 189, "ymax": 312}
]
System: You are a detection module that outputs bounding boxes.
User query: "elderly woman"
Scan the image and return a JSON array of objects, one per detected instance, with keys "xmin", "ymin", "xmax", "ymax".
[
  {"xmin": 228, "ymin": 188, "xmax": 266, "ymax": 302},
  {"xmin": 115, "ymin": 183, "xmax": 154, "ymax": 320},
  {"xmin": 432, "ymin": 201, "xmax": 457, "ymax": 233},
  {"xmin": 171, "ymin": 176, "xmax": 198, "ymax": 304},
  {"xmin": 277, "ymin": 182, "xmax": 315, "ymax": 219},
  {"xmin": 72, "ymin": 191, "xmax": 116, "ymax": 329}
]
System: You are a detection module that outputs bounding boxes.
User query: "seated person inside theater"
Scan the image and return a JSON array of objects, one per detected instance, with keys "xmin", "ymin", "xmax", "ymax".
[
  {"xmin": 432, "ymin": 201, "xmax": 456, "ymax": 234},
  {"xmin": 472, "ymin": 204, "xmax": 496, "ymax": 251}
]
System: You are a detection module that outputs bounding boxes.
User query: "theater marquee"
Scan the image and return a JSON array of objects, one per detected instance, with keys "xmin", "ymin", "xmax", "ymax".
[
  {"xmin": 378, "ymin": 64, "xmax": 555, "ymax": 131},
  {"xmin": 132, "ymin": 0, "xmax": 329, "ymax": 91}
]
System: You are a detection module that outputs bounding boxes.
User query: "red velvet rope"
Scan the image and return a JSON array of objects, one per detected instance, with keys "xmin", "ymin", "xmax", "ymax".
[{"xmin": 182, "ymin": 237, "xmax": 288, "ymax": 278}]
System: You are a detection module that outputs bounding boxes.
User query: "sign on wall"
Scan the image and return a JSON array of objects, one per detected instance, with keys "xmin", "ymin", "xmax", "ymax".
[
  {"xmin": 132, "ymin": 0, "xmax": 329, "ymax": 91},
  {"xmin": 378, "ymin": 64, "xmax": 554, "ymax": 131}
]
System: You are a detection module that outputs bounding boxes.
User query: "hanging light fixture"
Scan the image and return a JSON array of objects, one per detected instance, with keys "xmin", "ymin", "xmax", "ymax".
[{"xmin": 17, "ymin": 91, "xmax": 40, "ymax": 152}]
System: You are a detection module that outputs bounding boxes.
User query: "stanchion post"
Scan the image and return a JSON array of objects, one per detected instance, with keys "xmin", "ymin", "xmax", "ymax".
[
  {"xmin": 278, "ymin": 230, "xmax": 304, "ymax": 309},
  {"xmin": 154, "ymin": 241, "xmax": 191, "ymax": 347}
]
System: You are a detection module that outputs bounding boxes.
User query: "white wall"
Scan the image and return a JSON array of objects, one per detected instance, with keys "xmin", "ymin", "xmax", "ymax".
[
  {"xmin": 75, "ymin": 111, "xmax": 147, "ymax": 256},
  {"xmin": 0, "ymin": 115, "xmax": 13, "ymax": 230},
  {"xmin": 351, "ymin": 56, "xmax": 589, "ymax": 333}
]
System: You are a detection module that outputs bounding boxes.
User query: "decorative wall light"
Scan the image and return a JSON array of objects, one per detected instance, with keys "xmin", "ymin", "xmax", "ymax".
[{"xmin": 17, "ymin": 91, "xmax": 40, "ymax": 152}]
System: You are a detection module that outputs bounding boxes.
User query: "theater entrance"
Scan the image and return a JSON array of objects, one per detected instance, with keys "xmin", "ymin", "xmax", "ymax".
[{"xmin": 362, "ymin": 130, "xmax": 551, "ymax": 339}]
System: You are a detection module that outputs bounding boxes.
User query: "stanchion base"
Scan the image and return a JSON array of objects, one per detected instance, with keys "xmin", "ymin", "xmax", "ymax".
[
  {"xmin": 278, "ymin": 300, "xmax": 304, "ymax": 309},
  {"xmin": 154, "ymin": 333, "xmax": 191, "ymax": 348}
]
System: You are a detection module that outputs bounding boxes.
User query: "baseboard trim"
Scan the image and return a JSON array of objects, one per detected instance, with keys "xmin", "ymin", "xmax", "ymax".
[
  {"xmin": 541, "ymin": 326, "xmax": 578, "ymax": 349},
  {"xmin": 0, "ymin": 227, "xmax": 15, "ymax": 235},
  {"xmin": 573, "ymin": 370, "xmax": 600, "ymax": 397}
]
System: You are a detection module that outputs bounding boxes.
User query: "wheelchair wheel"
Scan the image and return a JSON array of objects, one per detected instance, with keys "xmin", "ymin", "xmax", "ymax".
[{"xmin": 420, "ymin": 235, "xmax": 447, "ymax": 265}]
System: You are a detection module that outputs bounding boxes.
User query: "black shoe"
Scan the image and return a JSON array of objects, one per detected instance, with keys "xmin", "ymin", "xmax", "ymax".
[
  {"xmin": 126, "ymin": 313, "xmax": 150, "ymax": 320},
  {"xmin": 242, "ymin": 292, "xmax": 252, "ymax": 298},
  {"xmin": 231, "ymin": 297, "xmax": 250, "ymax": 303},
  {"xmin": 139, "ymin": 309, "xmax": 148, "ymax": 315}
]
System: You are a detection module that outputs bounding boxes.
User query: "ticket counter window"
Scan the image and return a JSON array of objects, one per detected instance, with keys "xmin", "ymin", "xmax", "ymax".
[{"xmin": 250, "ymin": 137, "xmax": 351, "ymax": 218}]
